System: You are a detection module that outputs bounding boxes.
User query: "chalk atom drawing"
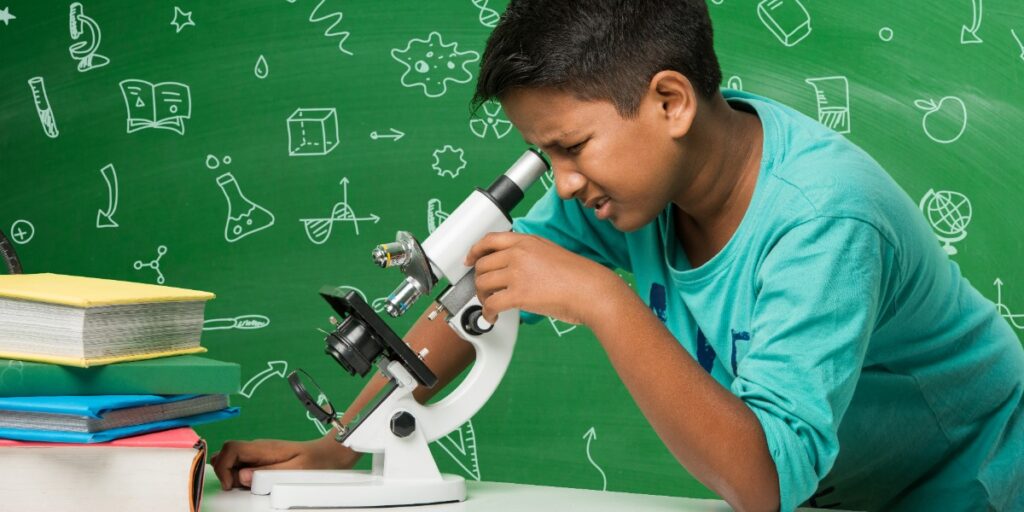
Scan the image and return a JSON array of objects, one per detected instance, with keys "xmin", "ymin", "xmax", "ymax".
[
  {"xmin": 288, "ymin": 108, "xmax": 339, "ymax": 156},
  {"xmin": 68, "ymin": 3, "xmax": 109, "ymax": 72},
  {"xmin": 96, "ymin": 163, "xmax": 119, "ymax": 228},
  {"xmin": 392, "ymin": 32, "xmax": 480, "ymax": 98},
  {"xmin": 757, "ymin": 0, "xmax": 811, "ymax": 47},
  {"xmin": 914, "ymin": 96, "xmax": 968, "ymax": 144},
  {"xmin": 961, "ymin": 0, "xmax": 983, "ymax": 44},
  {"xmin": 994, "ymin": 279, "xmax": 1024, "ymax": 330},
  {"xmin": 120, "ymin": 79, "xmax": 192, "ymax": 135},
  {"xmin": 170, "ymin": 6, "xmax": 194, "ymax": 33},
  {"xmin": 134, "ymin": 245, "xmax": 167, "ymax": 284},
  {"xmin": 470, "ymin": 101, "xmax": 513, "ymax": 139},
  {"xmin": 217, "ymin": 173, "xmax": 276, "ymax": 243},
  {"xmin": 435, "ymin": 420, "xmax": 481, "ymax": 481},
  {"xmin": 9, "ymin": 220, "xmax": 34, "ymax": 245},
  {"xmin": 432, "ymin": 145, "xmax": 467, "ymax": 179},
  {"xmin": 806, "ymin": 76, "xmax": 851, "ymax": 134},
  {"xmin": 300, "ymin": 178, "xmax": 380, "ymax": 243},
  {"xmin": 241, "ymin": 361, "xmax": 288, "ymax": 399},
  {"xmin": 919, "ymin": 189, "xmax": 972, "ymax": 255},
  {"xmin": 28, "ymin": 77, "xmax": 59, "ymax": 138}
]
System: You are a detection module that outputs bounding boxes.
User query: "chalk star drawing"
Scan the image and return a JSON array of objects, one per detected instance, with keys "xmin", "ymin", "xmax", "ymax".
[
  {"xmin": 300, "ymin": 178, "xmax": 380, "ymax": 244},
  {"xmin": 170, "ymin": 6, "xmax": 194, "ymax": 33},
  {"xmin": 97, "ymin": 163, "xmax": 119, "ymax": 228},
  {"xmin": 434, "ymin": 420, "xmax": 481, "ymax": 481},
  {"xmin": 134, "ymin": 245, "xmax": 167, "ymax": 284},
  {"xmin": 392, "ymin": 32, "xmax": 480, "ymax": 98},
  {"xmin": 961, "ymin": 0, "xmax": 983, "ymax": 44},
  {"xmin": 0, "ymin": 7, "xmax": 15, "ymax": 26},
  {"xmin": 470, "ymin": 100, "xmax": 513, "ymax": 139},
  {"xmin": 432, "ymin": 145, "xmax": 467, "ymax": 179},
  {"xmin": 583, "ymin": 427, "xmax": 608, "ymax": 491},
  {"xmin": 241, "ymin": 361, "xmax": 288, "ymax": 398},
  {"xmin": 994, "ymin": 279, "xmax": 1024, "ymax": 330},
  {"xmin": 9, "ymin": 220, "xmax": 34, "ymax": 244}
]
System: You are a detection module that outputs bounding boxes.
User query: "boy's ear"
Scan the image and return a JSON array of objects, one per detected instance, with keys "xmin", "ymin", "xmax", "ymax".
[{"xmin": 648, "ymin": 70, "xmax": 697, "ymax": 139}]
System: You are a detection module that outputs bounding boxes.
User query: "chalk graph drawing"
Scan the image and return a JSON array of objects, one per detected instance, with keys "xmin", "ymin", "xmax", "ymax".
[
  {"xmin": 427, "ymin": 198, "xmax": 450, "ymax": 234},
  {"xmin": 470, "ymin": 100, "xmax": 514, "ymax": 139},
  {"xmin": 961, "ymin": 0, "xmax": 983, "ymax": 45},
  {"xmin": 68, "ymin": 3, "xmax": 109, "ymax": 72},
  {"xmin": 757, "ymin": 0, "xmax": 812, "ymax": 47},
  {"xmin": 286, "ymin": 0, "xmax": 352, "ymax": 56},
  {"xmin": 914, "ymin": 96, "xmax": 968, "ymax": 144},
  {"xmin": 28, "ymin": 77, "xmax": 58, "ymax": 138},
  {"xmin": 203, "ymin": 314, "xmax": 271, "ymax": 331},
  {"xmin": 432, "ymin": 145, "xmax": 467, "ymax": 179},
  {"xmin": 1, "ymin": 360, "xmax": 24, "ymax": 388},
  {"xmin": 217, "ymin": 173, "xmax": 276, "ymax": 243},
  {"xmin": 994, "ymin": 279, "xmax": 1024, "ymax": 330},
  {"xmin": 806, "ymin": 76, "xmax": 851, "ymax": 134},
  {"xmin": 1011, "ymin": 30, "xmax": 1024, "ymax": 63},
  {"xmin": 471, "ymin": 0, "xmax": 500, "ymax": 27},
  {"xmin": 170, "ymin": 6, "xmax": 194, "ymax": 33},
  {"xmin": 288, "ymin": 108, "xmax": 339, "ymax": 156},
  {"xmin": 120, "ymin": 79, "xmax": 192, "ymax": 135},
  {"xmin": 241, "ymin": 361, "xmax": 288, "ymax": 399},
  {"xmin": 300, "ymin": 178, "xmax": 380, "ymax": 244},
  {"xmin": 392, "ymin": 32, "xmax": 480, "ymax": 98},
  {"xmin": 918, "ymin": 189, "xmax": 972, "ymax": 256},
  {"xmin": 583, "ymin": 427, "xmax": 608, "ymax": 491},
  {"xmin": 96, "ymin": 163, "xmax": 119, "ymax": 228},
  {"xmin": 8, "ymin": 220, "xmax": 34, "ymax": 245},
  {"xmin": 435, "ymin": 420, "xmax": 482, "ymax": 481},
  {"xmin": 134, "ymin": 245, "xmax": 167, "ymax": 284},
  {"xmin": 254, "ymin": 55, "xmax": 269, "ymax": 79}
]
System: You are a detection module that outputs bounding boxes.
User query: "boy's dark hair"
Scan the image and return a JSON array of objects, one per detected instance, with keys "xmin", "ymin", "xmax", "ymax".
[{"xmin": 473, "ymin": 0, "xmax": 722, "ymax": 118}]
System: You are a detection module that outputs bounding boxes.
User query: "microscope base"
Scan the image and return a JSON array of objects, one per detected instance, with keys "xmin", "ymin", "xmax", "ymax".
[{"xmin": 251, "ymin": 469, "xmax": 466, "ymax": 509}]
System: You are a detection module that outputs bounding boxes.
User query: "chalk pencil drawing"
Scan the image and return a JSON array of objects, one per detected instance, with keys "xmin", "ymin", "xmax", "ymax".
[
  {"xmin": 68, "ymin": 3, "xmax": 109, "ymax": 72},
  {"xmin": 392, "ymin": 32, "xmax": 480, "ymax": 98}
]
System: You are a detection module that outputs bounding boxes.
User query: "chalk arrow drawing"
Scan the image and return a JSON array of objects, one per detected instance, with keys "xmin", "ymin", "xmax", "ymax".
[
  {"xmin": 240, "ymin": 360, "xmax": 288, "ymax": 398},
  {"xmin": 96, "ymin": 163, "xmax": 119, "ymax": 228},
  {"xmin": 369, "ymin": 128, "xmax": 405, "ymax": 141},
  {"xmin": 995, "ymin": 278, "xmax": 1024, "ymax": 330},
  {"xmin": 434, "ymin": 420, "xmax": 481, "ymax": 481},
  {"xmin": 583, "ymin": 427, "xmax": 607, "ymax": 491},
  {"xmin": 1012, "ymin": 30, "xmax": 1024, "ymax": 63},
  {"xmin": 961, "ymin": 0, "xmax": 983, "ymax": 44}
]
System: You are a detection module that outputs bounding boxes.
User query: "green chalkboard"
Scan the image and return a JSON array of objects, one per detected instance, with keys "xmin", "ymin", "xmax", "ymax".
[{"xmin": 1, "ymin": 0, "xmax": 1021, "ymax": 500}]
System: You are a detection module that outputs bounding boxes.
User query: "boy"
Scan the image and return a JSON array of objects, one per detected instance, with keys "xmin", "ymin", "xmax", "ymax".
[{"xmin": 213, "ymin": 1, "xmax": 1024, "ymax": 510}]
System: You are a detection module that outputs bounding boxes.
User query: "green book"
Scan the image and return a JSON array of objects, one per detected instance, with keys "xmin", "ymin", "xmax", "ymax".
[{"xmin": 0, "ymin": 355, "xmax": 240, "ymax": 397}]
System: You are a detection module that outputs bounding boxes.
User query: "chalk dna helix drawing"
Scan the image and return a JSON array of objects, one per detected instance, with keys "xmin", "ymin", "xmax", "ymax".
[{"xmin": 392, "ymin": 32, "xmax": 480, "ymax": 98}]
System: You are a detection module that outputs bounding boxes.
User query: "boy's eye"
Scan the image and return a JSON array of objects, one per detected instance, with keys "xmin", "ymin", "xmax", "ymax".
[{"xmin": 565, "ymin": 140, "xmax": 587, "ymax": 154}]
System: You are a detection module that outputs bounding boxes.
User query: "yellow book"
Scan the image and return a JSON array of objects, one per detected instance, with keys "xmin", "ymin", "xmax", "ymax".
[{"xmin": 0, "ymin": 274, "xmax": 215, "ymax": 367}]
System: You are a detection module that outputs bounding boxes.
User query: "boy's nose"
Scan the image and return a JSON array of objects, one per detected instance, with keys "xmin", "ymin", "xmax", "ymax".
[{"xmin": 554, "ymin": 167, "xmax": 586, "ymax": 201}]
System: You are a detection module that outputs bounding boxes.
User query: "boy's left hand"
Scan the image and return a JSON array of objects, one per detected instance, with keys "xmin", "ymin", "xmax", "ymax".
[{"xmin": 464, "ymin": 232, "xmax": 623, "ymax": 327}]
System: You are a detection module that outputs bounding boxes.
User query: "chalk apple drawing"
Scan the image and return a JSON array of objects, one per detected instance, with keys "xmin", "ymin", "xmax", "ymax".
[{"xmin": 914, "ymin": 96, "xmax": 967, "ymax": 144}]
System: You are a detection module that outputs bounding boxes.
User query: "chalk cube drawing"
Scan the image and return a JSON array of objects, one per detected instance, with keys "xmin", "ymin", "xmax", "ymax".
[{"xmin": 288, "ymin": 108, "xmax": 339, "ymax": 156}]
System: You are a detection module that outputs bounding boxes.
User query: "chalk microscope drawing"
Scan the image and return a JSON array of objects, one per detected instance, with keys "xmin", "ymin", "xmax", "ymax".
[
  {"xmin": 583, "ymin": 427, "xmax": 608, "ymax": 491},
  {"xmin": 119, "ymin": 79, "xmax": 192, "ymax": 135},
  {"xmin": 288, "ymin": 108, "xmax": 339, "ymax": 156},
  {"xmin": 435, "ymin": 420, "xmax": 482, "ymax": 481},
  {"xmin": 994, "ymin": 279, "xmax": 1024, "ymax": 330},
  {"xmin": 28, "ymin": 77, "xmax": 59, "ymax": 138},
  {"xmin": 757, "ymin": 0, "xmax": 811, "ymax": 47},
  {"xmin": 961, "ymin": 0, "xmax": 983, "ymax": 44},
  {"xmin": 134, "ymin": 245, "xmax": 167, "ymax": 284},
  {"xmin": 241, "ymin": 361, "xmax": 288, "ymax": 399},
  {"xmin": 392, "ymin": 32, "xmax": 480, "ymax": 98},
  {"xmin": 427, "ymin": 199, "xmax": 450, "ymax": 235},
  {"xmin": 254, "ymin": 55, "xmax": 269, "ymax": 79},
  {"xmin": 68, "ymin": 3, "xmax": 109, "ymax": 72},
  {"xmin": 217, "ymin": 173, "xmax": 276, "ymax": 243},
  {"xmin": 432, "ymin": 145, "xmax": 468, "ymax": 179},
  {"xmin": 471, "ymin": 0, "xmax": 500, "ymax": 27},
  {"xmin": 8, "ymin": 220, "xmax": 34, "ymax": 245},
  {"xmin": 470, "ymin": 101, "xmax": 513, "ymax": 139},
  {"xmin": 919, "ymin": 189, "xmax": 972, "ymax": 256},
  {"xmin": 286, "ymin": 0, "xmax": 352, "ymax": 56},
  {"xmin": 299, "ymin": 178, "xmax": 380, "ymax": 244},
  {"xmin": 806, "ymin": 76, "xmax": 851, "ymax": 134},
  {"xmin": 0, "ymin": 6, "xmax": 15, "ymax": 26},
  {"xmin": 96, "ymin": 163, "xmax": 119, "ymax": 228},
  {"xmin": 203, "ymin": 314, "xmax": 271, "ymax": 331},
  {"xmin": 369, "ymin": 128, "xmax": 405, "ymax": 142},
  {"xmin": 914, "ymin": 96, "xmax": 968, "ymax": 144},
  {"xmin": 170, "ymin": 6, "xmax": 194, "ymax": 33}
]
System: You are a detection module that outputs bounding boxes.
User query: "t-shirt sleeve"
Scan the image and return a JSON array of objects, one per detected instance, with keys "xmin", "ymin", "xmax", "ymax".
[{"xmin": 730, "ymin": 217, "xmax": 897, "ymax": 511}]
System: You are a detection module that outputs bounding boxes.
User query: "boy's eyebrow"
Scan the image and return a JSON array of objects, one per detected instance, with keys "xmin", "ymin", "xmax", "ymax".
[{"xmin": 528, "ymin": 130, "xmax": 582, "ymax": 149}]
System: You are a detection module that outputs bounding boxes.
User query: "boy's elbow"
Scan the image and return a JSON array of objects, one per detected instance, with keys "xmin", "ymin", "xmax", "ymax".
[{"xmin": 718, "ymin": 466, "xmax": 780, "ymax": 512}]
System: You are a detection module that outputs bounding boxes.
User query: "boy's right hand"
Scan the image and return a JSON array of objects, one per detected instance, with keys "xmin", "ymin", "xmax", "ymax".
[{"xmin": 211, "ymin": 438, "xmax": 359, "ymax": 490}]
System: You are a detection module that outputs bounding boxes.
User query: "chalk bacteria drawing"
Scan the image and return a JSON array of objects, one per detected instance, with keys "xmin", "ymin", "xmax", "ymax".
[
  {"xmin": 757, "ymin": 0, "xmax": 811, "ymax": 47},
  {"xmin": 0, "ymin": 6, "xmax": 15, "ymax": 26},
  {"xmin": 914, "ymin": 96, "xmax": 968, "ymax": 144},
  {"xmin": 170, "ymin": 6, "xmax": 194, "ymax": 33},
  {"xmin": 961, "ymin": 0, "xmax": 983, "ymax": 44},
  {"xmin": 879, "ymin": 27, "xmax": 894, "ymax": 42},
  {"xmin": 203, "ymin": 314, "xmax": 271, "ymax": 331},
  {"xmin": 9, "ymin": 220, "xmax": 34, "ymax": 245},
  {"xmin": 806, "ymin": 76, "xmax": 851, "ymax": 134},
  {"xmin": 300, "ymin": 178, "xmax": 380, "ymax": 244},
  {"xmin": 288, "ymin": 108, "xmax": 339, "ymax": 156},
  {"xmin": 469, "ymin": 101, "xmax": 513, "ymax": 139},
  {"xmin": 583, "ymin": 427, "xmax": 608, "ymax": 491},
  {"xmin": 1012, "ymin": 30, "xmax": 1024, "ymax": 63},
  {"xmin": 241, "ymin": 361, "xmax": 288, "ymax": 399},
  {"xmin": 392, "ymin": 32, "xmax": 480, "ymax": 98},
  {"xmin": 548, "ymin": 317, "xmax": 578, "ymax": 337},
  {"xmin": 471, "ymin": 0, "xmax": 500, "ymax": 27},
  {"xmin": 217, "ymin": 173, "xmax": 275, "ymax": 243},
  {"xmin": 427, "ymin": 198, "xmax": 450, "ymax": 235},
  {"xmin": 918, "ymin": 189, "xmax": 972, "ymax": 256},
  {"xmin": 726, "ymin": 76, "xmax": 743, "ymax": 91},
  {"xmin": 120, "ymin": 79, "xmax": 192, "ymax": 135},
  {"xmin": 1, "ymin": 360, "xmax": 24, "ymax": 388},
  {"xmin": 994, "ymin": 279, "xmax": 1024, "ymax": 330},
  {"xmin": 432, "ymin": 145, "xmax": 467, "ymax": 179},
  {"xmin": 28, "ymin": 77, "xmax": 59, "ymax": 138},
  {"xmin": 68, "ymin": 3, "xmax": 109, "ymax": 72},
  {"xmin": 96, "ymin": 163, "xmax": 119, "ymax": 228},
  {"xmin": 254, "ymin": 55, "xmax": 269, "ymax": 79},
  {"xmin": 287, "ymin": 0, "xmax": 352, "ymax": 56},
  {"xmin": 369, "ymin": 128, "xmax": 405, "ymax": 142},
  {"xmin": 435, "ymin": 420, "xmax": 482, "ymax": 481},
  {"xmin": 134, "ymin": 245, "xmax": 167, "ymax": 284}
]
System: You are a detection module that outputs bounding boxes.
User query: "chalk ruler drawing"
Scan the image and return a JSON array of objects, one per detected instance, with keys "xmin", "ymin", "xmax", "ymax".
[
  {"xmin": 961, "ymin": 0, "xmax": 983, "ymax": 44},
  {"xmin": 369, "ymin": 128, "xmax": 405, "ymax": 142},
  {"xmin": 392, "ymin": 32, "xmax": 480, "ymax": 98},
  {"xmin": 435, "ymin": 420, "xmax": 481, "ymax": 481},
  {"xmin": 471, "ymin": 0, "xmax": 500, "ymax": 27},
  {"xmin": 120, "ymin": 79, "xmax": 192, "ymax": 135},
  {"xmin": 300, "ymin": 178, "xmax": 380, "ymax": 243},
  {"xmin": 134, "ymin": 245, "xmax": 167, "ymax": 284},
  {"xmin": 170, "ymin": 6, "xmax": 194, "ymax": 33},
  {"xmin": 583, "ymin": 427, "xmax": 607, "ymax": 491},
  {"xmin": 217, "ymin": 173, "xmax": 276, "ymax": 243},
  {"xmin": 68, "ymin": 3, "xmax": 109, "ymax": 72},
  {"xmin": 254, "ymin": 55, "xmax": 269, "ymax": 79},
  {"xmin": 757, "ymin": 0, "xmax": 811, "ymax": 47},
  {"xmin": 97, "ymin": 163, "xmax": 119, "ymax": 228},
  {"xmin": 241, "ymin": 361, "xmax": 288, "ymax": 399},
  {"xmin": 28, "ymin": 77, "xmax": 59, "ymax": 138},
  {"xmin": 8, "ymin": 220, "xmax": 34, "ymax": 245},
  {"xmin": 914, "ymin": 96, "xmax": 968, "ymax": 144},
  {"xmin": 427, "ymin": 199, "xmax": 449, "ymax": 234},
  {"xmin": 806, "ymin": 76, "xmax": 851, "ymax": 134},
  {"xmin": 432, "ymin": 145, "xmax": 467, "ymax": 178},
  {"xmin": 287, "ymin": 0, "xmax": 352, "ymax": 55},
  {"xmin": 994, "ymin": 279, "xmax": 1024, "ymax": 330},
  {"xmin": 288, "ymin": 108, "xmax": 339, "ymax": 156},
  {"xmin": 203, "ymin": 314, "xmax": 271, "ymax": 331},
  {"xmin": 470, "ymin": 101, "xmax": 513, "ymax": 139},
  {"xmin": 919, "ymin": 189, "xmax": 972, "ymax": 255},
  {"xmin": 0, "ymin": 7, "xmax": 15, "ymax": 26}
]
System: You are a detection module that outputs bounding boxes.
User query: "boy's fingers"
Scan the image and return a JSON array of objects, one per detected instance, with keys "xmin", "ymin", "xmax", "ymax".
[
  {"xmin": 465, "ymin": 232, "xmax": 521, "ymax": 265},
  {"xmin": 238, "ymin": 458, "xmax": 305, "ymax": 488}
]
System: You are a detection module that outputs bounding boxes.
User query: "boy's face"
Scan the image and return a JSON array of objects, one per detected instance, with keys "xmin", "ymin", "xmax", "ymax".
[{"xmin": 501, "ymin": 87, "xmax": 685, "ymax": 232}]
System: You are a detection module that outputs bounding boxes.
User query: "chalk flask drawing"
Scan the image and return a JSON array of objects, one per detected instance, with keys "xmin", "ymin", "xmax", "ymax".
[{"xmin": 216, "ymin": 173, "xmax": 275, "ymax": 242}]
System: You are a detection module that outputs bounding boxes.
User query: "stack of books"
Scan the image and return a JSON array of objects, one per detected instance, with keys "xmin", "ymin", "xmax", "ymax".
[{"xmin": 0, "ymin": 273, "xmax": 241, "ymax": 512}]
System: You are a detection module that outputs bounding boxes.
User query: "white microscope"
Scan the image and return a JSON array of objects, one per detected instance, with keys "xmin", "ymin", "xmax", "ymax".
[{"xmin": 250, "ymin": 149, "xmax": 550, "ymax": 509}]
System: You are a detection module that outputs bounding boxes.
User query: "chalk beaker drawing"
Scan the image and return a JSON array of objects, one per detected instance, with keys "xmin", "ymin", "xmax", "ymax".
[
  {"xmin": 805, "ymin": 76, "xmax": 851, "ymax": 134},
  {"xmin": 217, "ymin": 173, "xmax": 276, "ymax": 243}
]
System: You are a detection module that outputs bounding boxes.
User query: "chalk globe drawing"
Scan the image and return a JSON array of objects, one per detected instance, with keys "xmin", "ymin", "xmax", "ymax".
[{"xmin": 919, "ymin": 189, "xmax": 972, "ymax": 255}]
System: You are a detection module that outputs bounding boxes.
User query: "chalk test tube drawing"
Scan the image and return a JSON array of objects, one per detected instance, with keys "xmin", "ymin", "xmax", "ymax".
[
  {"xmin": 392, "ymin": 32, "xmax": 480, "ymax": 98},
  {"xmin": 548, "ymin": 317, "xmax": 578, "ymax": 337},
  {"xmin": 288, "ymin": 108, "xmax": 339, "ymax": 156},
  {"xmin": 240, "ymin": 361, "xmax": 288, "ymax": 399},
  {"xmin": 119, "ymin": 79, "xmax": 192, "ymax": 135},
  {"xmin": 170, "ymin": 6, "xmax": 194, "ymax": 33},
  {"xmin": 961, "ymin": 0, "xmax": 983, "ymax": 44},
  {"xmin": 1012, "ymin": 30, "xmax": 1024, "ymax": 63},
  {"xmin": 203, "ymin": 314, "xmax": 271, "ymax": 331},
  {"xmin": 68, "ymin": 3, "xmax": 109, "ymax": 72},
  {"xmin": 757, "ymin": 0, "xmax": 811, "ymax": 47},
  {"xmin": 369, "ymin": 128, "xmax": 405, "ymax": 142},
  {"xmin": 918, "ymin": 189, "xmax": 972, "ymax": 256},
  {"xmin": 134, "ymin": 245, "xmax": 167, "ymax": 284},
  {"xmin": 994, "ymin": 279, "xmax": 1024, "ymax": 330},
  {"xmin": 914, "ymin": 96, "xmax": 968, "ymax": 144},
  {"xmin": 432, "ymin": 145, "xmax": 467, "ymax": 178},
  {"xmin": 427, "ymin": 198, "xmax": 450, "ymax": 234},
  {"xmin": 96, "ymin": 163, "xmax": 119, "ymax": 228},
  {"xmin": 435, "ymin": 420, "xmax": 482, "ymax": 481},
  {"xmin": 254, "ymin": 55, "xmax": 269, "ymax": 79},
  {"xmin": 300, "ymin": 178, "xmax": 380, "ymax": 244},
  {"xmin": 217, "ymin": 173, "xmax": 276, "ymax": 243},
  {"xmin": 28, "ymin": 77, "xmax": 59, "ymax": 138},
  {"xmin": 805, "ymin": 76, "xmax": 851, "ymax": 134},
  {"xmin": 469, "ymin": 100, "xmax": 513, "ymax": 139},
  {"xmin": 0, "ymin": 7, "xmax": 15, "ymax": 26},
  {"xmin": 583, "ymin": 427, "xmax": 608, "ymax": 491},
  {"xmin": 1, "ymin": 360, "xmax": 24, "ymax": 387},
  {"xmin": 9, "ymin": 220, "xmax": 34, "ymax": 245},
  {"xmin": 471, "ymin": 0, "xmax": 500, "ymax": 27},
  {"xmin": 286, "ymin": 0, "xmax": 352, "ymax": 56},
  {"xmin": 726, "ymin": 76, "xmax": 743, "ymax": 91}
]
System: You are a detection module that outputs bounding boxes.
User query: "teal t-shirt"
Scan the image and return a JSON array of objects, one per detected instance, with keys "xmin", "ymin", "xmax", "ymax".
[{"xmin": 512, "ymin": 89, "xmax": 1024, "ymax": 511}]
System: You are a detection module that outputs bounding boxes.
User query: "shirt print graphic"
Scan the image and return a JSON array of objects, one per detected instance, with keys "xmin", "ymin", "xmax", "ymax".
[{"xmin": 649, "ymin": 283, "xmax": 668, "ymax": 321}]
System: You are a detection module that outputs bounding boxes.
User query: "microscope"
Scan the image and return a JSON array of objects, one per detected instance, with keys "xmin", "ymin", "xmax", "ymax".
[
  {"xmin": 68, "ymin": 3, "xmax": 109, "ymax": 72},
  {"xmin": 250, "ymin": 149, "xmax": 550, "ymax": 509}
]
